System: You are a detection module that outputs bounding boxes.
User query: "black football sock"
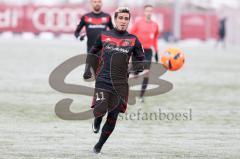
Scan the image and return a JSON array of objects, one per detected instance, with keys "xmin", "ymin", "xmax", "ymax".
[
  {"xmin": 94, "ymin": 116, "xmax": 103, "ymax": 129},
  {"xmin": 140, "ymin": 77, "xmax": 149, "ymax": 97},
  {"xmin": 95, "ymin": 107, "xmax": 120, "ymax": 150}
]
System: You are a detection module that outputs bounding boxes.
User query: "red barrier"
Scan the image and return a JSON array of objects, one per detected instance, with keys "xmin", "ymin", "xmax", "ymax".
[
  {"xmin": 24, "ymin": 5, "xmax": 86, "ymax": 34},
  {"xmin": 0, "ymin": 4, "xmax": 173, "ymax": 35},
  {"xmin": 0, "ymin": 5, "xmax": 24, "ymax": 32},
  {"xmin": 181, "ymin": 13, "xmax": 218, "ymax": 40},
  {"xmin": 0, "ymin": 4, "xmax": 87, "ymax": 34},
  {"xmin": 0, "ymin": 4, "xmax": 218, "ymax": 40}
]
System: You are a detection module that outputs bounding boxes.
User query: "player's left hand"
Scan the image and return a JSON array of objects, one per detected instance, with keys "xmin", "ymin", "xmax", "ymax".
[
  {"xmin": 74, "ymin": 31, "xmax": 79, "ymax": 38},
  {"xmin": 80, "ymin": 34, "xmax": 86, "ymax": 41}
]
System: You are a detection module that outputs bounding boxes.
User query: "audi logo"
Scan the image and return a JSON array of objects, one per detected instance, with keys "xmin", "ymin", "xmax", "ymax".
[{"xmin": 32, "ymin": 7, "xmax": 86, "ymax": 32}]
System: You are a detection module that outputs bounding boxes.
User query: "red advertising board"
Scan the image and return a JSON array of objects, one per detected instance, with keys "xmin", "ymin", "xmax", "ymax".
[
  {"xmin": 0, "ymin": 5, "xmax": 24, "ymax": 32},
  {"xmin": 0, "ymin": 4, "xmax": 218, "ymax": 40},
  {"xmin": 181, "ymin": 13, "xmax": 218, "ymax": 40}
]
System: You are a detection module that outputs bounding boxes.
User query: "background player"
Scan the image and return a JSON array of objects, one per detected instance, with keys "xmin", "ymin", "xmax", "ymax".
[
  {"xmin": 216, "ymin": 17, "xmax": 227, "ymax": 49},
  {"xmin": 74, "ymin": 0, "xmax": 114, "ymax": 85},
  {"xmin": 130, "ymin": 4, "xmax": 160, "ymax": 102},
  {"xmin": 74, "ymin": 0, "xmax": 114, "ymax": 52},
  {"xmin": 83, "ymin": 7, "xmax": 144, "ymax": 154}
]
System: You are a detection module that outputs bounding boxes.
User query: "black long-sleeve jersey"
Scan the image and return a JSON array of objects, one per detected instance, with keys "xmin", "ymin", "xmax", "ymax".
[
  {"xmin": 74, "ymin": 12, "xmax": 114, "ymax": 52},
  {"xmin": 85, "ymin": 28, "xmax": 144, "ymax": 95}
]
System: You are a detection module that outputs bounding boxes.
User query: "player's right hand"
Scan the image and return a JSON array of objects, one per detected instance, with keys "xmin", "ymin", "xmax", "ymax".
[
  {"xmin": 83, "ymin": 71, "xmax": 92, "ymax": 80},
  {"xmin": 83, "ymin": 64, "xmax": 92, "ymax": 80}
]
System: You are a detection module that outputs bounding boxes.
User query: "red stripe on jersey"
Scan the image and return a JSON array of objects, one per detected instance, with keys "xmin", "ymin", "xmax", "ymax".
[
  {"xmin": 85, "ymin": 16, "xmax": 110, "ymax": 25},
  {"xmin": 101, "ymin": 34, "xmax": 136, "ymax": 47}
]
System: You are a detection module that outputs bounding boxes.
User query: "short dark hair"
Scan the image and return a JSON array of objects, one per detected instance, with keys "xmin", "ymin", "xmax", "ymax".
[
  {"xmin": 144, "ymin": 4, "xmax": 153, "ymax": 9},
  {"xmin": 114, "ymin": 7, "xmax": 131, "ymax": 19}
]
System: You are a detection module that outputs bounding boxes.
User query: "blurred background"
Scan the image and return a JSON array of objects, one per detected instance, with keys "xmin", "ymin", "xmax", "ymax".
[{"xmin": 0, "ymin": 0, "xmax": 240, "ymax": 45}]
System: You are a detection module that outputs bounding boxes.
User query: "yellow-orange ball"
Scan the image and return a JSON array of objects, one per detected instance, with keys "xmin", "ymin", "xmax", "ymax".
[{"xmin": 160, "ymin": 47, "xmax": 185, "ymax": 71}]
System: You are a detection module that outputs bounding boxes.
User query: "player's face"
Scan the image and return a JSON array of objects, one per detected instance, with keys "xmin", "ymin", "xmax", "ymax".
[
  {"xmin": 144, "ymin": 6, "xmax": 153, "ymax": 20},
  {"xmin": 91, "ymin": 0, "xmax": 102, "ymax": 12},
  {"xmin": 114, "ymin": 13, "xmax": 130, "ymax": 31}
]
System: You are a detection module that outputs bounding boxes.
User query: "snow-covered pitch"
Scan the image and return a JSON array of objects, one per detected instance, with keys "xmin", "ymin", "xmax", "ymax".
[{"xmin": 0, "ymin": 36, "xmax": 239, "ymax": 159}]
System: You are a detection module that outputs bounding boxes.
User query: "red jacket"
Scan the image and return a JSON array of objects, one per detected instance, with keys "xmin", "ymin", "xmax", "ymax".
[{"xmin": 131, "ymin": 18, "xmax": 159, "ymax": 52}]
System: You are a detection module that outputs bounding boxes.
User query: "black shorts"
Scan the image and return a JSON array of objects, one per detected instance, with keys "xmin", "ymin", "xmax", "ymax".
[
  {"xmin": 91, "ymin": 87, "xmax": 128, "ymax": 116},
  {"xmin": 219, "ymin": 31, "xmax": 225, "ymax": 40},
  {"xmin": 143, "ymin": 48, "xmax": 153, "ymax": 70}
]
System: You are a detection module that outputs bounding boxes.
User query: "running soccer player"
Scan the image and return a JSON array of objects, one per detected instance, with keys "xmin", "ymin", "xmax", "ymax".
[
  {"xmin": 130, "ymin": 4, "xmax": 160, "ymax": 102},
  {"xmin": 75, "ymin": 0, "xmax": 113, "ymax": 81},
  {"xmin": 74, "ymin": 0, "xmax": 114, "ymax": 52},
  {"xmin": 83, "ymin": 7, "xmax": 144, "ymax": 154}
]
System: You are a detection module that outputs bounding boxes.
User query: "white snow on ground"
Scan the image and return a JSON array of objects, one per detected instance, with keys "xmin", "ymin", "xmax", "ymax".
[{"xmin": 0, "ymin": 36, "xmax": 240, "ymax": 159}]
